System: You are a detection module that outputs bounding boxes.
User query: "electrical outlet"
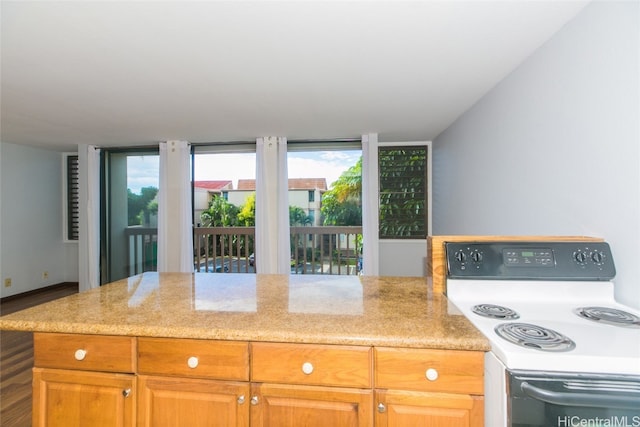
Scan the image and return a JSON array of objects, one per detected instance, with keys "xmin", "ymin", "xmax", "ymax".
[
  {"xmin": 4, "ymin": 278, "xmax": 11, "ymax": 288},
  {"xmin": 42, "ymin": 271, "xmax": 49, "ymax": 280}
]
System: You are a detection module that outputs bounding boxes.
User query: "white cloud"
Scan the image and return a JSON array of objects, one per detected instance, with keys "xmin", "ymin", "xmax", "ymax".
[
  {"xmin": 195, "ymin": 150, "xmax": 360, "ymax": 189},
  {"xmin": 126, "ymin": 150, "xmax": 361, "ymax": 193},
  {"xmin": 287, "ymin": 157, "xmax": 347, "ymax": 186},
  {"xmin": 194, "ymin": 153, "xmax": 256, "ymax": 186},
  {"xmin": 127, "ymin": 155, "xmax": 159, "ymax": 194}
]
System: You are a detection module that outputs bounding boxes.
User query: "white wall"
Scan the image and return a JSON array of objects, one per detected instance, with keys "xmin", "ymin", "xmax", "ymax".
[
  {"xmin": 0, "ymin": 142, "xmax": 79, "ymax": 297},
  {"xmin": 433, "ymin": 1, "xmax": 639, "ymax": 308},
  {"xmin": 379, "ymin": 240, "xmax": 426, "ymax": 277}
]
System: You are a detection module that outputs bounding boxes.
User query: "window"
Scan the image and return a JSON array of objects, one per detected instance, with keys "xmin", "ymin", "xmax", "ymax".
[
  {"xmin": 193, "ymin": 147, "xmax": 257, "ymax": 273},
  {"xmin": 288, "ymin": 142, "xmax": 362, "ymax": 275},
  {"xmin": 378, "ymin": 146, "xmax": 428, "ymax": 239},
  {"xmin": 287, "ymin": 143, "xmax": 362, "ymax": 229},
  {"xmin": 102, "ymin": 149, "xmax": 160, "ymax": 283},
  {"xmin": 63, "ymin": 154, "xmax": 79, "ymax": 241}
]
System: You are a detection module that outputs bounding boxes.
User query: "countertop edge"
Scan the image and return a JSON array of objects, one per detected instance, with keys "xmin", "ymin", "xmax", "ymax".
[{"xmin": 0, "ymin": 319, "xmax": 491, "ymax": 352}]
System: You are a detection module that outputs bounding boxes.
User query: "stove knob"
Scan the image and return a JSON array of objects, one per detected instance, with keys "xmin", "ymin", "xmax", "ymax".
[
  {"xmin": 573, "ymin": 250, "xmax": 587, "ymax": 264},
  {"xmin": 470, "ymin": 251, "xmax": 483, "ymax": 263},
  {"xmin": 591, "ymin": 251, "xmax": 604, "ymax": 264},
  {"xmin": 454, "ymin": 251, "xmax": 466, "ymax": 263}
]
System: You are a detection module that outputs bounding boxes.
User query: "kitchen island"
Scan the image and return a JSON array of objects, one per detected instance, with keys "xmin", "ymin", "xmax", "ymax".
[{"xmin": 0, "ymin": 273, "xmax": 489, "ymax": 426}]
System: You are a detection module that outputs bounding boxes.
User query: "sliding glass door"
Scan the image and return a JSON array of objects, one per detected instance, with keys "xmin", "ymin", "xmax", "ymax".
[{"xmin": 102, "ymin": 149, "xmax": 159, "ymax": 284}]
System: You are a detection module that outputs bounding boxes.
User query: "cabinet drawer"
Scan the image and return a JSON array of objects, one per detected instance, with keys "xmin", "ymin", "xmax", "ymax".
[
  {"xmin": 375, "ymin": 348, "xmax": 483, "ymax": 394},
  {"xmin": 251, "ymin": 343, "xmax": 371, "ymax": 388},
  {"xmin": 138, "ymin": 338, "xmax": 249, "ymax": 381},
  {"xmin": 34, "ymin": 333, "xmax": 136, "ymax": 373}
]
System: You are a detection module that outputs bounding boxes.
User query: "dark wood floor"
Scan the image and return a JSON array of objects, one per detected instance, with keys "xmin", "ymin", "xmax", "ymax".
[{"xmin": 0, "ymin": 283, "xmax": 78, "ymax": 427}]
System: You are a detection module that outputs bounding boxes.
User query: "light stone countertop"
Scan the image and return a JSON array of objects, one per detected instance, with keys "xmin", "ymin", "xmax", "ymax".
[{"xmin": 0, "ymin": 273, "xmax": 489, "ymax": 351}]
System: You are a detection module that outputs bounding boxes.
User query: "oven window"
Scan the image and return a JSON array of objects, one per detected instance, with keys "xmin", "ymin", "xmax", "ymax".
[{"xmin": 508, "ymin": 372, "xmax": 640, "ymax": 427}]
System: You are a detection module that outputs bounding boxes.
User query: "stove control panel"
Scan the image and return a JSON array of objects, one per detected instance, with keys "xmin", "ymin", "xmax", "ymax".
[{"xmin": 446, "ymin": 241, "xmax": 615, "ymax": 280}]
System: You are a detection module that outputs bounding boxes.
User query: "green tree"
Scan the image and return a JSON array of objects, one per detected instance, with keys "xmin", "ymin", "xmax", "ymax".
[
  {"xmin": 128, "ymin": 186, "xmax": 158, "ymax": 226},
  {"xmin": 289, "ymin": 206, "xmax": 312, "ymax": 226},
  {"xmin": 201, "ymin": 195, "xmax": 239, "ymax": 227},
  {"xmin": 237, "ymin": 193, "xmax": 256, "ymax": 226},
  {"xmin": 378, "ymin": 147, "xmax": 427, "ymax": 238},
  {"xmin": 321, "ymin": 157, "xmax": 362, "ymax": 226}
]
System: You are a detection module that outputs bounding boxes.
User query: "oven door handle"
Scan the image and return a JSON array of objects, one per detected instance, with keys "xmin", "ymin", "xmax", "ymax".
[{"xmin": 521, "ymin": 381, "xmax": 640, "ymax": 410}]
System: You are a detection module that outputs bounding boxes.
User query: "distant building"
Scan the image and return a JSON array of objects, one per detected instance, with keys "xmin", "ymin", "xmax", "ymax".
[
  {"xmin": 193, "ymin": 180, "xmax": 233, "ymax": 225},
  {"xmin": 226, "ymin": 178, "xmax": 328, "ymax": 226}
]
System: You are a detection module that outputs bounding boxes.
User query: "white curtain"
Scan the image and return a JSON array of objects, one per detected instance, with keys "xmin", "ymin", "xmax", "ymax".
[
  {"xmin": 78, "ymin": 145, "xmax": 101, "ymax": 291},
  {"xmin": 361, "ymin": 133, "xmax": 379, "ymax": 276},
  {"xmin": 255, "ymin": 137, "xmax": 290, "ymax": 274},
  {"xmin": 157, "ymin": 140, "xmax": 194, "ymax": 273}
]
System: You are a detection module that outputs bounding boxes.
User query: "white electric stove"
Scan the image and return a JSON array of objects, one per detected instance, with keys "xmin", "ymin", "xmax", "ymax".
[{"xmin": 445, "ymin": 241, "xmax": 640, "ymax": 427}]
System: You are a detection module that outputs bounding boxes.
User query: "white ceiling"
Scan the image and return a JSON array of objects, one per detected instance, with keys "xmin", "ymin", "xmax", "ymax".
[{"xmin": 1, "ymin": 1, "xmax": 589, "ymax": 151}]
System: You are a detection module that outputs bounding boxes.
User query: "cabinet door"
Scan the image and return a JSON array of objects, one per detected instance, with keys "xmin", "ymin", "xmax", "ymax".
[
  {"xmin": 250, "ymin": 383, "xmax": 373, "ymax": 427},
  {"xmin": 375, "ymin": 389, "xmax": 483, "ymax": 427},
  {"xmin": 138, "ymin": 375, "xmax": 249, "ymax": 427},
  {"xmin": 32, "ymin": 367, "xmax": 135, "ymax": 427}
]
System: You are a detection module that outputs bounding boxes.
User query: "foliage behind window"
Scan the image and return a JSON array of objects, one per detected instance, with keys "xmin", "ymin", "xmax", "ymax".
[{"xmin": 378, "ymin": 146, "xmax": 428, "ymax": 239}]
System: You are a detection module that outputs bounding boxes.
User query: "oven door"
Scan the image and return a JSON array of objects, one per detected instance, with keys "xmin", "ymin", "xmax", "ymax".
[{"xmin": 508, "ymin": 371, "xmax": 640, "ymax": 427}]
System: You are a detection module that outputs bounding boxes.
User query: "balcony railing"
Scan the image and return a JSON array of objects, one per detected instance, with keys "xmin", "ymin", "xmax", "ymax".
[
  {"xmin": 125, "ymin": 225, "xmax": 363, "ymax": 276},
  {"xmin": 194, "ymin": 227, "xmax": 255, "ymax": 273},
  {"xmin": 290, "ymin": 226, "xmax": 362, "ymax": 275},
  {"xmin": 124, "ymin": 226, "xmax": 158, "ymax": 276}
]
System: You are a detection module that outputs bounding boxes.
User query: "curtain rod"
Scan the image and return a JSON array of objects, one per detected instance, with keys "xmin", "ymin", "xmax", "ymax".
[
  {"xmin": 100, "ymin": 137, "xmax": 363, "ymax": 150},
  {"xmin": 191, "ymin": 137, "xmax": 362, "ymax": 146}
]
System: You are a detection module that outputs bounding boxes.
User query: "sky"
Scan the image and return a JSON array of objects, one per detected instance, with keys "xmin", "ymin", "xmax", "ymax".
[{"xmin": 126, "ymin": 150, "xmax": 361, "ymax": 194}]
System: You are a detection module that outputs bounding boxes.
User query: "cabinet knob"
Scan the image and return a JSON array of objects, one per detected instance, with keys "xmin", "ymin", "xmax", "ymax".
[
  {"xmin": 122, "ymin": 388, "xmax": 131, "ymax": 398},
  {"xmin": 377, "ymin": 403, "xmax": 386, "ymax": 413},
  {"xmin": 74, "ymin": 349, "xmax": 87, "ymax": 361},
  {"xmin": 302, "ymin": 362, "xmax": 314, "ymax": 375},
  {"xmin": 187, "ymin": 356, "xmax": 199, "ymax": 369},
  {"xmin": 237, "ymin": 395, "xmax": 245, "ymax": 405},
  {"xmin": 425, "ymin": 368, "xmax": 439, "ymax": 381},
  {"xmin": 250, "ymin": 396, "xmax": 259, "ymax": 406}
]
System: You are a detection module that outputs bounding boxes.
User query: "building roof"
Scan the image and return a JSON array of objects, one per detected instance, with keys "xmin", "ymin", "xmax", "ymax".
[
  {"xmin": 236, "ymin": 178, "xmax": 327, "ymax": 191},
  {"xmin": 194, "ymin": 180, "xmax": 233, "ymax": 191}
]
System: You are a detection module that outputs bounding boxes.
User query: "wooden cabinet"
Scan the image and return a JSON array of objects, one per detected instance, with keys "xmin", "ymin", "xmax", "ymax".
[
  {"xmin": 137, "ymin": 338, "xmax": 250, "ymax": 427},
  {"xmin": 374, "ymin": 347, "xmax": 484, "ymax": 427},
  {"xmin": 138, "ymin": 376, "xmax": 249, "ymax": 427},
  {"xmin": 250, "ymin": 343, "xmax": 373, "ymax": 426},
  {"xmin": 250, "ymin": 383, "xmax": 372, "ymax": 427},
  {"xmin": 32, "ymin": 333, "xmax": 136, "ymax": 427},
  {"xmin": 374, "ymin": 389, "xmax": 483, "ymax": 427},
  {"xmin": 32, "ymin": 334, "xmax": 484, "ymax": 426},
  {"xmin": 33, "ymin": 368, "xmax": 135, "ymax": 427}
]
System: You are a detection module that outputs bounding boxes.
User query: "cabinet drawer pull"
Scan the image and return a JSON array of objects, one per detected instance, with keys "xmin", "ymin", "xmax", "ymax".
[
  {"xmin": 425, "ymin": 368, "xmax": 439, "ymax": 381},
  {"xmin": 74, "ymin": 349, "xmax": 87, "ymax": 361},
  {"xmin": 237, "ymin": 395, "xmax": 245, "ymax": 405},
  {"xmin": 377, "ymin": 403, "xmax": 386, "ymax": 413},
  {"xmin": 187, "ymin": 356, "xmax": 199, "ymax": 369},
  {"xmin": 250, "ymin": 396, "xmax": 259, "ymax": 406},
  {"xmin": 122, "ymin": 388, "xmax": 131, "ymax": 398},
  {"xmin": 302, "ymin": 362, "xmax": 314, "ymax": 375}
]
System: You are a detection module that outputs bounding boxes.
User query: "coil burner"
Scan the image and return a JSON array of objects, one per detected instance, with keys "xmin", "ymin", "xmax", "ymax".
[
  {"xmin": 471, "ymin": 304, "xmax": 520, "ymax": 320},
  {"xmin": 574, "ymin": 306, "xmax": 640, "ymax": 328},
  {"xmin": 495, "ymin": 322, "xmax": 576, "ymax": 352}
]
